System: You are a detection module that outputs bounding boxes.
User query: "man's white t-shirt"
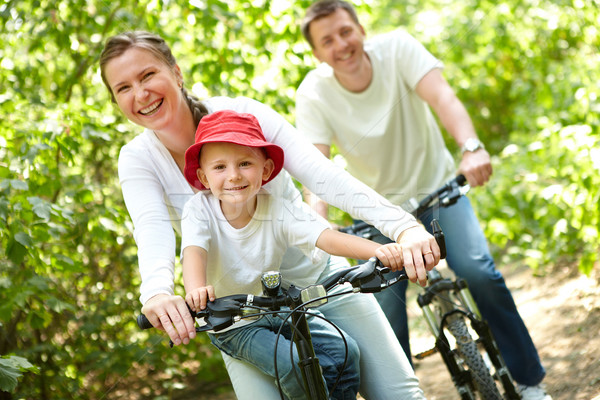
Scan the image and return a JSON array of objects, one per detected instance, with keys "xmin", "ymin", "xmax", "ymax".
[{"xmin": 296, "ymin": 29, "xmax": 456, "ymax": 206}]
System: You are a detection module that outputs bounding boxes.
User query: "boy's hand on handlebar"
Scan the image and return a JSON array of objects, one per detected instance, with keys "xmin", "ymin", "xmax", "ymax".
[
  {"xmin": 459, "ymin": 150, "xmax": 492, "ymax": 187},
  {"xmin": 185, "ymin": 286, "xmax": 216, "ymax": 313},
  {"xmin": 397, "ymin": 225, "xmax": 440, "ymax": 286},
  {"xmin": 141, "ymin": 294, "xmax": 196, "ymax": 346},
  {"xmin": 374, "ymin": 243, "xmax": 404, "ymax": 271}
]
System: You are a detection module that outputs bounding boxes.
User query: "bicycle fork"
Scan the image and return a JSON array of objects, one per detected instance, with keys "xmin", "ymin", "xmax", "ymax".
[{"xmin": 290, "ymin": 307, "xmax": 329, "ymax": 400}]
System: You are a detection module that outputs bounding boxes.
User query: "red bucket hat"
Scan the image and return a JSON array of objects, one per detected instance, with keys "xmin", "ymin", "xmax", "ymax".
[{"xmin": 184, "ymin": 110, "xmax": 285, "ymax": 190}]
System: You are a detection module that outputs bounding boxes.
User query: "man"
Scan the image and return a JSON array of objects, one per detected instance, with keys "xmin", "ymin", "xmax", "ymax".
[{"xmin": 295, "ymin": 1, "xmax": 551, "ymax": 399}]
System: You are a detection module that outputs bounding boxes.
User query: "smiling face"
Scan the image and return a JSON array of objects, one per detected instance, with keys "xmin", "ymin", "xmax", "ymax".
[
  {"xmin": 309, "ymin": 8, "xmax": 368, "ymax": 77},
  {"xmin": 103, "ymin": 47, "xmax": 190, "ymax": 139},
  {"xmin": 197, "ymin": 142, "xmax": 275, "ymax": 222}
]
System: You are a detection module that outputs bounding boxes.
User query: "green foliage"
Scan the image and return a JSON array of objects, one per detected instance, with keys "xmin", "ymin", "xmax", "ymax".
[
  {"xmin": 475, "ymin": 123, "xmax": 599, "ymax": 274},
  {"xmin": 0, "ymin": 0, "xmax": 598, "ymax": 398}
]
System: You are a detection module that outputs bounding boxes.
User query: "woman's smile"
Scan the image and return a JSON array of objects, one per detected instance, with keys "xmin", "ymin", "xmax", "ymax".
[{"xmin": 139, "ymin": 99, "xmax": 163, "ymax": 116}]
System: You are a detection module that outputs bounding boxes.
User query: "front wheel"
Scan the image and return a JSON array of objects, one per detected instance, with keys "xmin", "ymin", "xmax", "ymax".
[{"xmin": 447, "ymin": 318, "xmax": 502, "ymax": 400}]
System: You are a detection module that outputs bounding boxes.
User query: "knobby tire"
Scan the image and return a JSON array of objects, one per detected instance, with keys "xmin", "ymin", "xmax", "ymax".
[{"xmin": 447, "ymin": 318, "xmax": 503, "ymax": 400}]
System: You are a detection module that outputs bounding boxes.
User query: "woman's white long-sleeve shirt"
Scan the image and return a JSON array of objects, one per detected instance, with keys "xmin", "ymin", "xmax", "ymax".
[{"xmin": 118, "ymin": 96, "xmax": 418, "ymax": 304}]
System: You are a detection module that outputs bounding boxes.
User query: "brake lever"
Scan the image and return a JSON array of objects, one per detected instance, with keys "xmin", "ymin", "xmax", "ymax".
[
  {"xmin": 343, "ymin": 258, "xmax": 377, "ymax": 283},
  {"xmin": 440, "ymin": 176, "xmax": 470, "ymax": 207},
  {"xmin": 347, "ymin": 259, "xmax": 407, "ymax": 293},
  {"xmin": 166, "ymin": 298, "xmax": 247, "ymax": 347}
]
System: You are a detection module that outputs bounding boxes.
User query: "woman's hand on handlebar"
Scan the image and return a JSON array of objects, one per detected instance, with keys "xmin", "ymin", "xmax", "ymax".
[
  {"xmin": 396, "ymin": 225, "xmax": 441, "ymax": 286},
  {"xmin": 141, "ymin": 293, "xmax": 197, "ymax": 346}
]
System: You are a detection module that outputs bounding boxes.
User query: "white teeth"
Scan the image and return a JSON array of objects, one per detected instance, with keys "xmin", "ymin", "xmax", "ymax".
[
  {"xmin": 140, "ymin": 100, "xmax": 162, "ymax": 115},
  {"xmin": 339, "ymin": 52, "xmax": 352, "ymax": 61}
]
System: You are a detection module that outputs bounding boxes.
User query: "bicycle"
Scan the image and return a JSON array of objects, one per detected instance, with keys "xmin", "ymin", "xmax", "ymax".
[
  {"xmin": 137, "ymin": 234, "xmax": 445, "ymax": 399},
  {"xmin": 340, "ymin": 175, "xmax": 521, "ymax": 400}
]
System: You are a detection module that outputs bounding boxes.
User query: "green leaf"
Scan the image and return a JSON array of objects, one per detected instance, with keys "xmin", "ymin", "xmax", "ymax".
[
  {"xmin": 0, "ymin": 359, "xmax": 21, "ymax": 392},
  {"xmin": 9, "ymin": 180, "xmax": 28, "ymax": 191},
  {"xmin": 0, "ymin": 277, "xmax": 10, "ymax": 289},
  {"xmin": 54, "ymin": 253, "xmax": 77, "ymax": 271},
  {"xmin": 46, "ymin": 297, "xmax": 76, "ymax": 313},
  {"xmin": 14, "ymin": 232, "xmax": 33, "ymax": 247},
  {"xmin": 29, "ymin": 313, "xmax": 49, "ymax": 330},
  {"xmin": 0, "ymin": 356, "xmax": 38, "ymax": 393},
  {"xmin": 0, "ymin": 198, "xmax": 8, "ymax": 221},
  {"xmin": 27, "ymin": 275, "xmax": 49, "ymax": 291},
  {"xmin": 76, "ymin": 189, "xmax": 94, "ymax": 203},
  {"xmin": 6, "ymin": 239, "xmax": 27, "ymax": 265},
  {"xmin": 2, "ymin": 356, "xmax": 37, "ymax": 371},
  {"xmin": 28, "ymin": 196, "xmax": 52, "ymax": 220}
]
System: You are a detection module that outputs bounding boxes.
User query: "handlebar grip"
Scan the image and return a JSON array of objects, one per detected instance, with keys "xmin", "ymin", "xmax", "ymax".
[
  {"xmin": 137, "ymin": 314, "xmax": 154, "ymax": 330},
  {"xmin": 456, "ymin": 174, "xmax": 467, "ymax": 186},
  {"xmin": 431, "ymin": 219, "xmax": 446, "ymax": 259}
]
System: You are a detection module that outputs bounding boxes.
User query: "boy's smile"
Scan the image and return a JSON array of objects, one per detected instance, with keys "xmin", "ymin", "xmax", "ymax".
[{"xmin": 197, "ymin": 141, "xmax": 274, "ymax": 226}]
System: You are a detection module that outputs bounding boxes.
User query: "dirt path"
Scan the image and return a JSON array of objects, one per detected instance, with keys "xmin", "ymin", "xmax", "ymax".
[{"xmin": 411, "ymin": 264, "xmax": 600, "ymax": 400}]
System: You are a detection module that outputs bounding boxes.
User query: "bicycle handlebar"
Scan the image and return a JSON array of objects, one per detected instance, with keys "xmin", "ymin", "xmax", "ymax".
[
  {"xmin": 339, "ymin": 174, "xmax": 468, "ymax": 236},
  {"xmin": 137, "ymin": 258, "xmax": 409, "ymax": 334},
  {"xmin": 414, "ymin": 174, "xmax": 468, "ymax": 216}
]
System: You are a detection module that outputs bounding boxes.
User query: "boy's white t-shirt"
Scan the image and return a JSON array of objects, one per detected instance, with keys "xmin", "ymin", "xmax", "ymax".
[
  {"xmin": 296, "ymin": 29, "xmax": 456, "ymax": 205},
  {"xmin": 181, "ymin": 188, "xmax": 330, "ymax": 297}
]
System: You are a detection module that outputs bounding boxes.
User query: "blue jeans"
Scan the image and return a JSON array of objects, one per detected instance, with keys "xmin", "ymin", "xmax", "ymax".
[
  {"xmin": 209, "ymin": 309, "xmax": 360, "ymax": 400},
  {"xmin": 368, "ymin": 195, "xmax": 546, "ymax": 386}
]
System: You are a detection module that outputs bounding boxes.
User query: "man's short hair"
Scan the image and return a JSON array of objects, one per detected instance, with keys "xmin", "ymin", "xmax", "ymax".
[{"xmin": 301, "ymin": 0, "xmax": 361, "ymax": 48}]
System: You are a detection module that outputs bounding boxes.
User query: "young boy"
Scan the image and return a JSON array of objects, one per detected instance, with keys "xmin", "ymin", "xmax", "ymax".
[{"xmin": 180, "ymin": 110, "xmax": 407, "ymax": 399}]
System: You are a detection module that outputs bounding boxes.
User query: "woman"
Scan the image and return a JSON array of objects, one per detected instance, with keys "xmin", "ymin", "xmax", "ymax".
[{"xmin": 99, "ymin": 31, "xmax": 439, "ymax": 399}]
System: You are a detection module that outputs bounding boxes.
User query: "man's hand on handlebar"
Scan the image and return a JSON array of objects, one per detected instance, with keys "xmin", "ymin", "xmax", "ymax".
[
  {"xmin": 459, "ymin": 149, "xmax": 492, "ymax": 187},
  {"xmin": 396, "ymin": 225, "xmax": 440, "ymax": 286},
  {"xmin": 141, "ymin": 293, "xmax": 197, "ymax": 346}
]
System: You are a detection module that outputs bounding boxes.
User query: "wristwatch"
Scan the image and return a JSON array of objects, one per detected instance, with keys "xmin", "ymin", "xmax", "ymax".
[{"xmin": 460, "ymin": 138, "xmax": 485, "ymax": 154}]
